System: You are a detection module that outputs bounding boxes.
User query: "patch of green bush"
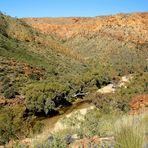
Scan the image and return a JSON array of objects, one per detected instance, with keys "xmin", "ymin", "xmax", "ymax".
[
  {"xmin": 23, "ymin": 82, "xmax": 70, "ymax": 115},
  {"xmin": 3, "ymin": 87, "xmax": 16, "ymax": 99},
  {"xmin": 0, "ymin": 76, "xmax": 17, "ymax": 99},
  {"xmin": 0, "ymin": 106, "xmax": 33, "ymax": 145},
  {"xmin": 33, "ymin": 121, "xmax": 44, "ymax": 134}
]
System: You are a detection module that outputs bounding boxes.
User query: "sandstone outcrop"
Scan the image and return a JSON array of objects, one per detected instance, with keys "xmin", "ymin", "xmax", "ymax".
[{"xmin": 23, "ymin": 13, "xmax": 148, "ymax": 44}]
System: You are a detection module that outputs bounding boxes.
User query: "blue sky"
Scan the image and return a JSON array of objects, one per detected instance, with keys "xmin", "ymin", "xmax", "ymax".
[{"xmin": 0, "ymin": 0, "xmax": 148, "ymax": 18}]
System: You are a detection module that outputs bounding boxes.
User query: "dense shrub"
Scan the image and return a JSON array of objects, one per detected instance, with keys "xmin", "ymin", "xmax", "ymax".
[
  {"xmin": 0, "ymin": 106, "xmax": 33, "ymax": 145},
  {"xmin": 0, "ymin": 77, "xmax": 17, "ymax": 99},
  {"xmin": 3, "ymin": 87, "xmax": 16, "ymax": 99},
  {"xmin": 2, "ymin": 77, "xmax": 11, "ymax": 85},
  {"xmin": 24, "ymin": 82, "xmax": 70, "ymax": 115},
  {"xmin": 90, "ymin": 93, "xmax": 115, "ymax": 113}
]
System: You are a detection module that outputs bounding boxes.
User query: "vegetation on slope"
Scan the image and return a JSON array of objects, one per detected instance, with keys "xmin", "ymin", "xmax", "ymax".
[
  {"xmin": 32, "ymin": 74, "xmax": 148, "ymax": 148},
  {"xmin": 0, "ymin": 12, "xmax": 88, "ymax": 144},
  {"xmin": 0, "ymin": 12, "xmax": 147, "ymax": 146}
]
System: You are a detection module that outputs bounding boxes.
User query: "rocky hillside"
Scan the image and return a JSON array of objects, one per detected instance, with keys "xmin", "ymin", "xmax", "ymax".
[
  {"xmin": 0, "ymin": 12, "xmax": 147, "ymax": 146},
  {"xmin": 23, "ymin": 12, "xmax": 148, "ymax": 43},
  {"xmin": 23, "ymin": 13, "xmax": 148, "ymax": 74}
]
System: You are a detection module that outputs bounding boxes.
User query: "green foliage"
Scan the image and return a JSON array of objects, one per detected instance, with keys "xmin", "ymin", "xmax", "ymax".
[
  {"xmin": 0, "ymin": 106, "xmax": 32, "ymax": 145},
  {"xmin": 2, "ymin": 77, "xmax": 11, "ymax": 85},
  {"xmin": 48, "ymin": 135, "xmax": 67, "ymax": 148},
  {"xmin": 65, "ymin": 30, "xmax": 148, "ymax": 75},
  {"xmin": 24, "ymin": 82, "xmax": 70, "ymax": 115},
  {"xmin": 3, "ymin": 87, "xmax": 16, "ymax": 99},
  {"xmin": 0, "ymin": 76, "xmax": 17, "ymax": 99},
  {"xmin": 90, "ymin": 72, "xmax": 148, "ymax": 113},
  {"xmin": 90, "ymin": 93, "xmax": 115, "ymax": 113},
  {"xmin": 33, "ymin": 134, "xmax": 67, "ymax": 148},
  {"xmin": 12, "ymin": 142, "xmax": 29, "ymax": 148},
  {"xmin": 0, "ymin": 13, "xmax": 8, "ymax": 36},
  {"xmin": 62, "ymin": 109, "xmax": 117, "ymax": 138},
  {"xmin": 115, "ymin": 125, "xmax": 144, "ymax": 148},
  {"xmin": 33, "ymin": 121, "xmax": 44, "ymax": 134},
  {"xmin": 0, "ymin": 35, "xmax": 50, "ymax": 71},
  {"xmin": 114, "ymin": 115, "xmax": 148, "ymax": 148},
  {"xmin": 44, "ymin": 99, "xmax": 55, "ymax": 115},
  {"xmin": 0, "ymin": 12, "xmax": 148, "ymax": 147}
]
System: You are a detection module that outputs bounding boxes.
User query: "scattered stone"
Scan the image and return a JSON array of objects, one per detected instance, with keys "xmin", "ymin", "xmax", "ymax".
[{"xmin": 69, "ymin": 136, "xmax": 114, "ymax": 148}]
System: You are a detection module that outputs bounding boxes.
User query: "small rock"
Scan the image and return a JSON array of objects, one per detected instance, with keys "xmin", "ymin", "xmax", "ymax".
[{"xmin": 64, "ymin": 134, "xmax": 75, "ymax": 145}]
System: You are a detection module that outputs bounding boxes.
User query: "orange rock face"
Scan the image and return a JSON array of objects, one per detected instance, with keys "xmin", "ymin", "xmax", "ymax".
[
  {"xmin": 130, "ymin": 94, "xmax": 148, "ymax": 114},
  {"xmin": 22, "ymin": 13, "xmax": 148, "ymax": 44}
]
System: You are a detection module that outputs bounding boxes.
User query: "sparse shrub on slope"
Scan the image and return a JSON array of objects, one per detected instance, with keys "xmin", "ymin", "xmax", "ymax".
[
  {"xmin": 33, "ymin": 134, "xmax": 67, "ymax": 148},
  {"xmin": 90, "ymin": 72, "xmax": 148, "ymax": 113},
  {"xmin": 0, "ymin": 12, "xmax": 8, "ymax": 36}
]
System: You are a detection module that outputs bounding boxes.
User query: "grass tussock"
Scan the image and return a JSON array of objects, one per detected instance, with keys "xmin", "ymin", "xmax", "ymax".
[{"xmin": 115, "ymin": 114, "xmax": 148, "ymax": 148}]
